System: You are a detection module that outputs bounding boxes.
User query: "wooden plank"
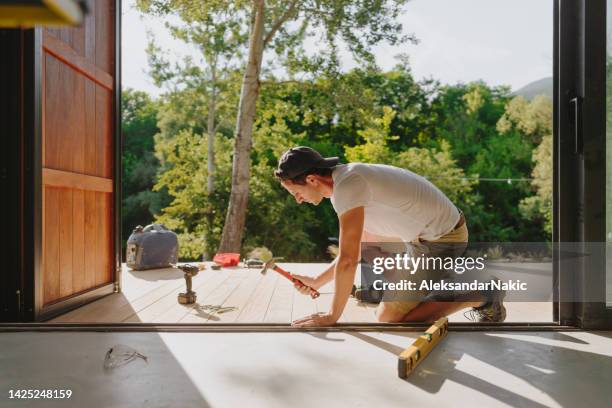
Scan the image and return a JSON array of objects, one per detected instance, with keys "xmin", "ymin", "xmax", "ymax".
[
  {"xmin": 52, "ymin": 268, "xmax": 183, "ymax": 323},
  {"xmin": 95, "ymin": 84, "xmax": 112, "ymax": 178},
  {"xmin": 339, "ymin": 298, "xmax": 378, "ymax": 323},
  {"xmin": 95, "ymin": 0, "xmax": 113, "ymax": 74},
  {"xmin": 42, "ymin": 50, "xmax": 47, "ymax": 168},
  {"xmin": 43, "ymin": 168, "xmax": 113, "ymax": 192},
  {"xmin": 180, "ymin": 269, "xmax": 249, "ymax": 323},
  {"xmin": 44, "ymin": 54, "xmax": 63, "ymax": 171},
  {"xmin": 214, "ymin": 270, "xmax": 265, "ymax": 323},
  {"xmin": 121, "ymin": 268, "xmax": 189, "ymax": 301},
  {"xmin": 43, "ymin": 187, "xmax": 60, "ymax": 305},
  {"xmin": 102, "ymin": 193, "xmax": 113, "ymax": 283},
  {"xmin": 81, "ymin": 272, "xmax": 189, "ymax": 323},
  {"xmin": 71, "ymin": 14, "xmax": 85, "ymax": 56},
  {"xmin": 84, "ymin": 1, "xmax": 95, "ymax": 61},
  {"xmin": 49, "ymin": 263, "xmax": 383, "ymax": 324},
  {"xmin": 150, "ymin": 271, "xmax": 231, "ymax": 323},
  {"xmin": 58, "ymin": 188, "xmax": 74, "ymax": 299},
  {"xmin": 43, "ymin": 32, "xmax": 113, "ymax": 90},
  {"xmin": 84, "ymin": 80, "xmax": 96, "ymax": 175},
  {"xmin": 108, "ymin": 276, "xmax": 193, "ymax": 322},
  {"xmin": 264, "ymin": 272, "xmax": 295, "ymax": 323},
  {"xmin": 44, "ymin": 52, "xmax": 96, "ymax": 175},
  {"xmin": 72, "ymin": 73, "xmax": 86, "ymax": 174},
  {"xmin": 126, "ymin": 267, "xmax": 215, "ymax": 302},
  {"xmin": 234, "ymin": 272, "xmax": 279, "ymax": 323},
  {"xmin": 94, "ymin": 191, "xmax": 105, "ymax": 286},
  {"xmin": 59, "ymin": 26, "xmax": 72, "ymax": 49},
  {"xmin": 291, "ymin": 288, "xmax": 318, "ymax": 322},
  {"xmin": 72, "ymin": 189, "xmax": 85, "ymax": 293},
  {"xmin": 83, "ymin": 190, "xmax": 96, "ymax": 289},
  {"xmin": 126, "ymin": 269, "xmax": 227, "ymax": 323}
]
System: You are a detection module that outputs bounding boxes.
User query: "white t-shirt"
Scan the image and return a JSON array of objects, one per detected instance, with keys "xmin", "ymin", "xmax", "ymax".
[{"xmin": 330, "ymin": 163, "xmax": 460, "ymax": 242}]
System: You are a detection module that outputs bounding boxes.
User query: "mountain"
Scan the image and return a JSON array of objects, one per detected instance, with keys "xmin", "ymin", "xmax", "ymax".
[{"xmin": 512, "ymin": 77, "xmax": 553, "ymax": 100}]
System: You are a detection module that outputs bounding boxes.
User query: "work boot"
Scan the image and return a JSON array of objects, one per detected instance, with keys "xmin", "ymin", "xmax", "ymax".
[
  {"xmin": 464, "ymin": 278, "xmax": 507, "ymax": 322},
  {"xmin": 352, "ymin": 284, "xmax": 383, "ymax": 303}
]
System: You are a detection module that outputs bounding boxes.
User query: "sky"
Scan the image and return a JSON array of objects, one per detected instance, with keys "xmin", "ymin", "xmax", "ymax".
[{"xmin": 121, "ymin": 0, "xmax": 553, "ymax": 98}]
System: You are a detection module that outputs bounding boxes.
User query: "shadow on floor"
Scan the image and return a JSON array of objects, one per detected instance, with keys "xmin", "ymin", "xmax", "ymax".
[
  {"xmin": 0, "ymin": 332, "xmax": 211, "ymax": 408},
  {"xmin": 352, "ymin": 330, "xmax": 612, "ymax": 407}
]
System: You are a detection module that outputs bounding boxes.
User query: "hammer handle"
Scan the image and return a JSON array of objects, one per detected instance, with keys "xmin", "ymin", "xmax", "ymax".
[{"xmin": 273, "ymin": 266, "xmax": 320, "ymax": 299}]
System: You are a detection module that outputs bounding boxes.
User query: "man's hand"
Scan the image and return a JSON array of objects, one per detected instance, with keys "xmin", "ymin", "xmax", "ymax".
[
  {"xmin": 292, "ymin": 312, "xmax": 338, "ymax": 327},
  {"xmin": 291, "ymin": 274, "xmax": 321, "ymax": 296}
]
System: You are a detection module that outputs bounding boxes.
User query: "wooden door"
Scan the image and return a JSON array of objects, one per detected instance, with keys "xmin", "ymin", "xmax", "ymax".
[{"xmin": 39, "ymin": 0, "xmax": 118, "ymax": 316}]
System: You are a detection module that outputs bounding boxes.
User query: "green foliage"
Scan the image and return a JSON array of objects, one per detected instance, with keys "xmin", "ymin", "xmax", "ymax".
[
  {"xmin": 124, "ymin": 65, "xmax": 553, "ymax": 260},
  {"xmin": 152, "ymin": 93, "xmax": 333, "ymax": 260},
  {"xmin": 423, "ymin": 83, "xmax": 551, "ymax": 241},
  {"xmin": 345, "ymin": 107, "xmax": 476, "ymax": 205},
  {"xmin": 497, "ymin": 95, "xmax": 552, "ymax": 144},
  {"xmin": 136, "ymin": 0, "xmax": 413, "ymax": 77},
  {"xmin": 498, "ymin": 96, "xmax": 553, "ymax": 238},
  {"xmin": 121, "ymin": 89, "xmax": 169, "ymax": 246},
  {"xmin": 154, "ymin": 130, "xmax": 233, "ymax": 259},
  {"xmin": 519, "ymin": 134, "xmax": 553, "ymax": 235}
]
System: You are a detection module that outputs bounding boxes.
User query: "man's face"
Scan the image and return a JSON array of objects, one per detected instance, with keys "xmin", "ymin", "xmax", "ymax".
[{"xmin": 281, "ymin": 178, "xmax": 324, "ymax": 205}]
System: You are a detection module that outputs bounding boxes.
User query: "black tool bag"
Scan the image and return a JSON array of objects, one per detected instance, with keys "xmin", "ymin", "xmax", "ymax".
[{"xmin": 126, "ymin": 224, "xmax": 178, "ymax": 270}]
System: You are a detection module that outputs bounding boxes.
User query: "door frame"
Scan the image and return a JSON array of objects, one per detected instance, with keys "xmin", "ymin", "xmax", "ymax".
[
  {"xmin": 556, "ymin": 0, "xmax": 612, "ymax": 328},
  {"xmin": 6, "ymin": 0, "xmax": 612, "ymax": 328}
]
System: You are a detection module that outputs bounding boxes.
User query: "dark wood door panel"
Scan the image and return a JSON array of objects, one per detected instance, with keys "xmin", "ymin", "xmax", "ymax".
[
  {"xmin": 43, "ymin": 186, "xmax": 113, "ymax": 306},
  {"xmin": 44, "ymin": 0, "xmax": 114, "ymax": 73},
  {"xmin": 43, "ymin": 52, "xmax": 112, "ymax": 178},
  {"xmin": 40, "ymin": 0, "xmax": 116, "ymax": 309}
]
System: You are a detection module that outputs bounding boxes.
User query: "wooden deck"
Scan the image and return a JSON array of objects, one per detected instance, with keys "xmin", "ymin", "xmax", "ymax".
[
  {"xmin": 49, "ymin": 263, "xmax": 378, "ymax": 323},
  {"xmin": 49, "ymin": 263, "xmax": 552, "ymax": 323}
]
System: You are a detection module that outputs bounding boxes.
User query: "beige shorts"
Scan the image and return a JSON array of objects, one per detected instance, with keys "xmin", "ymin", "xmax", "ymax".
[{"xmin": 384, "ymin": 219, "xmax": 469, "ymax": 316}]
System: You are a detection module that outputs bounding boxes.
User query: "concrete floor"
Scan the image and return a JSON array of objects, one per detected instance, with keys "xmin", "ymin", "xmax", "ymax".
[{"xmin": 1, "ymin": 330, "xmax": 612, "ymax": 407}]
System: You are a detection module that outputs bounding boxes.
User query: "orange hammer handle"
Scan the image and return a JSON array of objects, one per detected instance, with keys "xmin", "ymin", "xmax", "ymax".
[{"xmin": 273, "ymin": 265, "xmax": 320, "ymax": 299}]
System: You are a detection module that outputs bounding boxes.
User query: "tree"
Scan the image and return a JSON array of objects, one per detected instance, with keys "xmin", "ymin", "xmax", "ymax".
[
  {"xmin": 140, "ymin": 3, "xmax": 248, "ymax": 195},
  {"xmin": 422, "ymin": 83, "xmax": 551, "ymax": 241},
  {"xmin": 154, "ymin": 129, "xmax": 234, "ymax": 259},
  {"xmin": 121, "ymin": 89, "xmax": 167, "ymax": 246},
  {"xmin": 497, "ymin": 95, "xmax": 553, "ymax": 237},
  {"xmin": 519, "ymin": 134, "xmax": 552, "ymax": 235},
  {"xmin": 148, "ymin": 68, "xmax": 243, "ymax": 259},
  {"xmin": 138, "ymin": 0, "xmax": 413, "ymax": 253},
  {"xmin": 152, "ymin": 82, "xmax": 326, "ymax": 260},
  {"xmin": 345, "ymin": 106, "xmax": 476, "ymax": 205}
]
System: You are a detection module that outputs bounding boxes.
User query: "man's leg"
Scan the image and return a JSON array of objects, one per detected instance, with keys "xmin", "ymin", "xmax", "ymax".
[
  {"xmin": 376, "ymin": 291, "xmax": 487, "ymax": 323},
  {"xmin": 401, "ymin": 300, "xmax": 483, "ymax": 322},
  {"xmin": 375, "ymin": 301, "xmax": 419, "ymax": 323}
]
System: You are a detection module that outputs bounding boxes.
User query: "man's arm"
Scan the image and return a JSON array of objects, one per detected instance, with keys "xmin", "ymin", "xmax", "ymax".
[
  {"xmin": 330, "ymin": 206, "xmax": 364, "ymax": 319},
  {"xmin": 292, "ymin": 206, "xmax": 364, "ymax": 327},
  {"xmin": 295, "ymin": 215, "xmax": 371, "ymax": 292},
  {"xmin": 291, "ymin": 258, "xmax": 337, "ymax": 295}
]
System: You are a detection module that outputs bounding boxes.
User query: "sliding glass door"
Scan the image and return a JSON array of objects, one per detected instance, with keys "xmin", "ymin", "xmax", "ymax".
[{"xmin": 557, "ymin": 0, "xmax": 612, "ymax": 327}]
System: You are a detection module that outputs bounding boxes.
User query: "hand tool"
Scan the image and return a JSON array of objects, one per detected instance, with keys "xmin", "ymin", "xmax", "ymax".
[
  {"xmin": 398, "ymin": 317, "xmax": 449, "ymax": 378},
  {"xmin": 259, "ymin": 257, "xmax": 320, "ymax": 299},
  {"xmin": 176, "ymin": 263, "xmax": 205, "ymax": 304}
]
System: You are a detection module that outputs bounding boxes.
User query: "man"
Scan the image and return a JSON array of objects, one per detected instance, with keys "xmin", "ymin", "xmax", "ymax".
[{"xmin": 274, "ymin": 146, "xmax": 506, "ymax": 327}]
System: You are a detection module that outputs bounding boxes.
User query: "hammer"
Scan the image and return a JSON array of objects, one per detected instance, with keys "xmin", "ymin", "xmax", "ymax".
[{"xmin": 260, "ymin": 257, "xmax": 320, "ymax": 299}]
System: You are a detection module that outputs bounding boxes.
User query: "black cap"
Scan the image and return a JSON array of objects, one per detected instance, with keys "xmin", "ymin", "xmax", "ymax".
[{"xmin": 276, "ymin": 146, "xmax": 339, "ymax": 179}]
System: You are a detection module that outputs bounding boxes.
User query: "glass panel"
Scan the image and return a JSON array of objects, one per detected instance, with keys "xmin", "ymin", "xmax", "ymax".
[{"xmin": 606, "ymin": 0, "xmax": 612, "ymax": 307}]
